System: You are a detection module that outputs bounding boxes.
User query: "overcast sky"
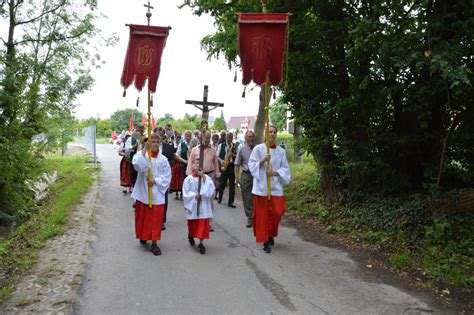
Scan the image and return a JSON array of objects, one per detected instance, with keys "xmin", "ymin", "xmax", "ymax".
[{"xmin": 75, "ymin": 0, "xmax": 261, "ymax": 121}]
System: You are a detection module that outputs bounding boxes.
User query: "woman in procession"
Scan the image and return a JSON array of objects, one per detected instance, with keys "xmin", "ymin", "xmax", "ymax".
[
  {"xmin": 118, "ymin": 132, "xmax": 132, "ymax": 194},
  {"xmin": 169, "ymin": 132, "xmax": 183, "ymax": 200}
]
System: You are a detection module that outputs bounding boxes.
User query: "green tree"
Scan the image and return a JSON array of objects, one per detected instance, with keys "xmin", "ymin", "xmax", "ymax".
[
  {"xmin": 173, "ymin": 118, "xmax": 196, "ymax": 133},
  {"xmin": 212, "ymin": 110, "xmax": 227, "ymax": 131},
  {"xmin": 269, "ymin": 96, "xmax": 287, "ymax": 132},
  {"xmin": 0, "ymin": 0, "xmax": 105, "ymax": 226},
  {"xmin": 156, "ymin": 113, "xmax": 175, "ymax": 128},
  {"xmin": 181, "ymin": 1, "xmax": 474, "ymax": 204},
  {"xmin": 184, "ymin": 113, "xmax": 202, "ymax": 130},
  {"xmin": 110, "ymin": 108, "xmax": 142, "ymax": 132}
]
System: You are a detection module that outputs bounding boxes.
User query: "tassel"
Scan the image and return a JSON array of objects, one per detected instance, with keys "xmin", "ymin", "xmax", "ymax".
[
  {"xmin": 136, "ymin": 97, "xmax": 140, "ymax": 107},
  {"xmin": 241, "ymin": 86, "xmax": 246, "ymax": 98},
  {"xmin": 234, "ymin": 69, "xmax": 237, "ymax": 82},
  {"xmin": 273, "ymin": 88, "xmax": 276, "ymax": 100},
  {"xmin": 150, "ymin": 95, "xmax": 154, "ymax": 107},
  {"xmin": 122, "ymin": 90, "xmax": 126, "ymax": 97},
  {"xmin": 284, "ymin": 81, "xmax": 289, "ymax": 93}
]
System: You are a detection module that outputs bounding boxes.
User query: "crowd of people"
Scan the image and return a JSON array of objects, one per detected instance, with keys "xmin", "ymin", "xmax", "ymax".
[{"xmin": 117, "ymin": 123, "xmax": 291, "ymax": 256}]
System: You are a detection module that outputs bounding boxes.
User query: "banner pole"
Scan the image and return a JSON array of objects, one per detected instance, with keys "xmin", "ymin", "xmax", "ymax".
[
  {"xmin": 265, "ymin": 74, "xmax": 272, "ymax": 200},
  {"xmin": 147, "ymin": 86, "xmax": 153, "ymax": 208},
  {"xmin": 261, "ymin": 0, "xmax": 271, "ymax": 200}
]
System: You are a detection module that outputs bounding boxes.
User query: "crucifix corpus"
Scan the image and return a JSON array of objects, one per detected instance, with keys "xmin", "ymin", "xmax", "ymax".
[{"xmin": 185, "ymin": 85, "xmax": 224, "ymax": 215}]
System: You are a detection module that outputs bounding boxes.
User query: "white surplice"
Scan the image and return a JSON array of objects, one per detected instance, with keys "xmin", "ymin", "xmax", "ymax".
[
  {"xmin": 131, "ymin": 152, "xmax": 171, "ymax": 205},
  {"xmin": 248, "ymin": 143, "xmax": 291, "ymax": 196},
  {"xmin": 182, "ymin": 175, "xmax": 215, "ymax": 220}
]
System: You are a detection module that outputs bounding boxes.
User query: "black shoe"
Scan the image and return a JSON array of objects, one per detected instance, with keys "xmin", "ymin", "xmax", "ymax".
[
  {"xmin": 217, "ymin": 198, "xmax": 222, "ymax": 204},
  {"xmin": 209, "ymin": 226, "xmax": 214, "ymax": 232},
  {"xmin": 198, "ymin": 243, "xmax": 206, "ymax": 254},
  {"xmin": 162, "ymin": 223, "xmax": 166, "ymax": 231},
  {"xmin": 188, "ymin": 234, "xmax": 195, "ymax": 246},
  {"xmin": 246, "ymin": 218, "xmax": 252, "ymax": 228},
  {"xmin": 269, "ymin": 237, "xmax": 274, "ymax": 246},
  {"xmin": 228, "ymin": 203, "xmax": 236, "ymax": 208},
  {"xmin": 139, "ymin": 240, "xmax": 147, "ymax": 245},
  {"xmin": 263, "ymin": 242, "xmax": 272, "ymax": 253},
  {"xmin": 150, "ymin": 243, "xmax": 161, "ymax": 256}
]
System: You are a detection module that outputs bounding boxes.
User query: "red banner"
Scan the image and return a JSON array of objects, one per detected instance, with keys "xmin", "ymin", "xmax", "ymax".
[
  {"xmin": 129, "ymin": 115, "xmax": 134, "ymax": 132},
  {"xmin": 151, "ymin": 115, "xmax": 156, "ymax": 130},
  {"xmin": 121, "ymin": 24, "xmax": 170, "ymax": 92},
  {"xmin": 238, "ymin": 13, "xmax": 289, "ymax": 86}
]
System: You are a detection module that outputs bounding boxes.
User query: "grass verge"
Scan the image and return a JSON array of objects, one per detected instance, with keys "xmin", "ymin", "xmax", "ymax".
[
  {"xmin": 285, "ymin": 160, "xmax": 473, "ymax": 297},
  {"xmin": 0, "ymin": 155, "xmax": 96, "ymax": 303}
]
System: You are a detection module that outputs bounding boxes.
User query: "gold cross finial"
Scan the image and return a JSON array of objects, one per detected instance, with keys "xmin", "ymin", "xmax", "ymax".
[{"xmin": 144, "ymin": 1, "xmax": 154, "ymax": 25}]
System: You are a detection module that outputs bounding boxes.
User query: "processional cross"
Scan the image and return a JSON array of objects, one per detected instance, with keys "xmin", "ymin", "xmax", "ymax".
[
  {"xmin": 144, "ymin": 1, "xmax": 154, "ymax": 25},
  {"xmin": 185, "ymin": 85, "xmax": 224, "ymax": 215}
]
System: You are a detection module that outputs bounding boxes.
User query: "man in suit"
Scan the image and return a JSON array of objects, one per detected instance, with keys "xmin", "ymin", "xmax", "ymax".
[{"xmin": 154, "ymin": 126, "xmax": 176, "ymax": 230}]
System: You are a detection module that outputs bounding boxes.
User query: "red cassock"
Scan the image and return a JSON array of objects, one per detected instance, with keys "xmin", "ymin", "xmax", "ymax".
[
  {"xmin": 252, "ymin": 195, "xmax": 286, "ymax": 243},
  {"xmin": 187, "ymin": 219, "xmax": 210, "ymax": 240},
  {"xmin": 120, "ymin": 157, "xmax": 132, "ymax": 187},
  {"xmin": 135, "ymin": 201, "xmax": 164, "ymax": 241},
  {"xmin": 169, "ymin": 160, "xmax": 183, "ymax": 191}
]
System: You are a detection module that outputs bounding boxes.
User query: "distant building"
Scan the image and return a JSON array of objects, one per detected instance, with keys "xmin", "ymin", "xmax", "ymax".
[
  {"xmin": 226, "ymin": 116, "xmax": 257, "ymax": 141},
  {"xmin": 227, "ymin": 116, "xmax": 257, "ymax": 132}
]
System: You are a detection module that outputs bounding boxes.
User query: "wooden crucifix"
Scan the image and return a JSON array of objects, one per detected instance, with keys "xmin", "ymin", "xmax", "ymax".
[{"xmin": 185, "ymin": 85, "xmax": 224, "ymax": 215}]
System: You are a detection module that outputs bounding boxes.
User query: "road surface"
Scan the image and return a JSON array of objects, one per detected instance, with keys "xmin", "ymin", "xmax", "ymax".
[{"xmin": 74, "ymin": 144, "xmax": 438, "ymax": 314}]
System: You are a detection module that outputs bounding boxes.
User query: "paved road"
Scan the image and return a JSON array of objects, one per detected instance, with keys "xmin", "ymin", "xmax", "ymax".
[{"xmin": 74, "ymin": 144, "xmax": 438, "ymax": 314}]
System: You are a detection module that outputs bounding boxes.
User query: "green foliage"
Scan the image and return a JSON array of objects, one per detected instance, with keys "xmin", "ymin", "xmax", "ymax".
[
  {"xmin": 156, "ymin": 113, "xmax": 175, "ymax": 128},
  {"xmin": 0, "ymin": 155, "xmax": 95, "ymax": 302},
  {"xmin": 76, "ymin": 117, "xmax": 112, "ymax": 138},
  {"xmin": 390, "ymin": 252, "xmax": 412, "ymax": 269},
  {"xmin": 212, "ymin": 110, "xmax": 227, "ymax": 131},
  {"xmin": 182, "ymin": 0, "xmax": 474, "ymax": 203},
  {"xmin": 173, "ymin": 118, "xmax": 196, "ymax": 133},
  {"xmin": 0, "ymin": 0, "xmax": 106, "ymax": 226},
  {"xmin": 183, "ymin": 113, "xmax": 202, "ymax": 130},
  {"xmin": 277, "ymin": 134, "xmax": 294, "ymax": 162},
  {"xmin": 286, "ymin": 165, "xmax": 474, "ymax": 288},
  {"xmin": 0, "ymin": 136, "xmax": 41, "ymax": 226},
  {"xmin": 110, "ymin": 108, "xmax": 142, "ymax": 133},
  {"xmin": 270, "ymin": 96, "xmax": 288, "ymax": 132}
]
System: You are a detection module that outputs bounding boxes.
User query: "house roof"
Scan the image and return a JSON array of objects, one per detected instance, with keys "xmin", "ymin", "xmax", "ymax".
[{"xmin": 227, "ymin": 116, "xmax": 257, "ymax": 131}]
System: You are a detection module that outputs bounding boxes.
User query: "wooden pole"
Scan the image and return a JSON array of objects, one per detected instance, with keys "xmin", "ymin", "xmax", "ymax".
[
  {"xmin": 147, "ymin": 87, "xmax": 153, "ymax": 208},
  {"xmin": 265, "ymin": 74, "xmax": 271, "ymax": 200},
  {"xmin": 262, "ymin": 0, "xmax": 271, "ymax": 200}
]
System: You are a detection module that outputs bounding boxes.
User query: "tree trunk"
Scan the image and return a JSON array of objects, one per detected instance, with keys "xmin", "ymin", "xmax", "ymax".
[
  {"xmin": 293, "ymin": 120, "xmax": 302, "ymax": 164},
  {"xmin": 314, "ymin": 142, "xmax": 341, "ymax": 205}
]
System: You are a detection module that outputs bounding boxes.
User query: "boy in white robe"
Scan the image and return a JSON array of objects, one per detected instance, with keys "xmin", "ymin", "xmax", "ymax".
[
  {"xmin": 183, "ymin": 158, "xmax": 215, "ymax": 254},
  {"xmin": 248, "ymin": 125, "xmax": 291, "ymax": 253},
  {"xmin": 131, "ymin": 133, "xmax": 171, "ymax": 256}
]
